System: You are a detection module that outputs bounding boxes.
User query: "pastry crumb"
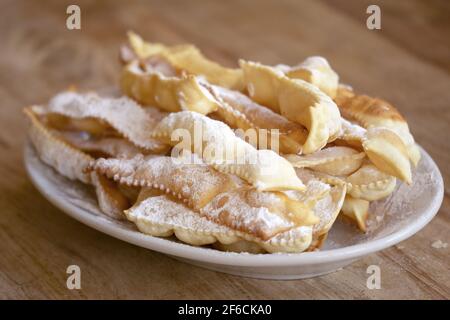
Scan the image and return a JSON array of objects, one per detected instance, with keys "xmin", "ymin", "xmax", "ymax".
[{"xmin": 431, "ymin": 240, "xmax": 448, "ymax": 249}]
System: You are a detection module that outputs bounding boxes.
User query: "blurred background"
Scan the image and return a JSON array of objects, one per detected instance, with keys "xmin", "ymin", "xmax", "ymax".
[
  {"xmin": 0, "ymin": 0, "xmax": 449, "ymax": 299},
  {"xmin": 2, "ymin": 0, "xmax": 449, "ymax": 102}
]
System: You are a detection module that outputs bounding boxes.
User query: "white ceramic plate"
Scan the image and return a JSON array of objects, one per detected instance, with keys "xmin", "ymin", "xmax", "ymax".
[{"xmin": 24, "ymin": 142, "xmax": 443, "ymax": 279}]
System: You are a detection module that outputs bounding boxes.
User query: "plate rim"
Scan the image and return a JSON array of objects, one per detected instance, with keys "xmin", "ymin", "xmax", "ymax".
[{"xmin": 24, "ymin": 143, "xmax": 444, "ymax": 267}]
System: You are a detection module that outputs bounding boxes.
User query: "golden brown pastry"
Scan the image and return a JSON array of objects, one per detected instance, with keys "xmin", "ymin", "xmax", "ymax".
[
  {"xmin": 127, "ymin": 32, "xmax": 244, "ymax": 90},
  {"xmin": 341, "ymin": 195, "xmax": 370, "ymax": 232},
  {"xmin": 335, "ymin": 85, "xmax": 420, "ymax": 167},
  {"xmin": 277, "ymin": 56, "xmax": 339, "ymax": 99},
  {"xmin": 127, "ymin": 191, "xmax": 314, "ymax": 253},
  {"xmin": 285, "ymin": 146, "xmax": 365, "ymax": 176},
  {"xmin": 338, "ymin": 118, "xmax": 412, "ymax": 184},
  {"xmin": 121, "ymin": 59, "xmax": 221, "ymax": 114},
  {"xmin": 240, "ymin": 60, "xmax": 341, "ymax": 154},
  {"xmin": 87, "ymin": 154, "xmax": 322, "ymax": 240},
  {"xmin": 206, "ymin": 84, "xmax": 308, "ymax": 154},
  {"xmin": 43, "ymin": 91, "xmax": 169, "ymax": 153},
  {"xmin": 22, "ymin": 33, "xmax": 422, "ymax": 254},
  {"xmin": 24, "ymin": 107, "xmax": 131, "ymax": 219},
  {"xmin": 152, "ymin": 111, "xmax": 306, "ymax": 191}
]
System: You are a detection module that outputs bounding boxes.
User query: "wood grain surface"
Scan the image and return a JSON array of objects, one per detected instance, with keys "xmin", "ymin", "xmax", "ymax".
[{"xmin": 0, "ymin": 0, "xmax": 449, "ymax": 299}]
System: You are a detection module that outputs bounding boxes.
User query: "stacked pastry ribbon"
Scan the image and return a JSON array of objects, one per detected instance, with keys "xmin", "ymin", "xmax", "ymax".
[
  {"xmin": 23, "ymin": 32, "xmax": 420, "ymax": 254},
  {"xmin": 121, "ymin": 32, "xmax": 420, "ymax": 232}
]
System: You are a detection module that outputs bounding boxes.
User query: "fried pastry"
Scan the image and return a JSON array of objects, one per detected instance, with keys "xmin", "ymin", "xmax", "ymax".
[
  {"xmin": 312, "ymin": 184, "xmax": 347, "ymax": 236},
  {"xmin": 281, "ymin": 180, "xmax": 345, "ymax": 251},
  {"xmin": 338, "ymin": 119, "xmax": 412, "ymax": 184},
  {"xmin": 41, "ymin": 92, "xmax": 168, "ymax": 153},
  {"xmin": 298, "ymin": 161, "xmax": 396, "ymax": 202},
  {"xmin": 277, "ymin": 56, "xmax": 339, "ymax": 98},
  {"xmin": 127, "ymin": 32, "xmax": 244, "ymax": 90},
  {"xmin": 126, "ymin": 192, "xmax": 313, "ymax": 253},
  {"xmin": 362, "ymin": 127, "xmax": 412, "ymax": 184},
  {"xmin": 122, "ymin": 57, "xmax": 308, "ymax": 154},
  {"xmin": 283, "ymin": 179, "xmax": 330, "ymax": 203},
  {"xmin": 346, "ymin": 163, "xmax": 397, "ymax": 201},
  {"xmin": 285, "ymin": 146, "xmax": 365, "ymax": 176},
  {"xmin": 54, "ymin": 133, "xmax": 144, "ymax": 159},
  {"xmin": 152, "ymin": 111, "xmax": 306, "ymax": 191},
  {"xmin": 24, "ymin": 107, "xmax": 131, "ymax": 219},
  {"xmin": 335, "ymin": 85, "xmax": 420, "ymax": 166},
  {"xmin": 295, "ymin": 165, "xmax": 389, "ymax": 235},
  {"xmin": 341, "ymin": 195, "xmax": 370, "ymax": 232},
  {"xmin": 91, "ymin": 172, "xmax": 131, "ymax": 218},
  {"xmin": 206, "ymin": 84, "xmax": 307, "ymax": 154},
  {"xmin": 87, "ymin": 154, "xmax": 323, "ymax": 240},
  {"xmin": 211, "ymin": 184, "xmax": 345, "ymax": 252},
  {"xmin": 337, "ymin": 117, "xmax": 367, "ymax": 147},
  {"xmin": 22, "ymin": 33, "xmax": 422, "ymax": 254},
  {"xmin": 240, "ymin": 60, "xmax": 341, "ymax": 153},
  {"xmin": 307, "ymin": 233, "xmax": 329, "ymax": 252},
  {"xmin": 121, "ymin": 59, "xmax": 220, "ymax": 114},
  {"xmin": 24, "ymin": 107, "xmax": 93, "ymax": 183}
]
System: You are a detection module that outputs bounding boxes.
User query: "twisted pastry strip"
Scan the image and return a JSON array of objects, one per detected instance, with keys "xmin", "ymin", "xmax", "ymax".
[
  {"xmin": 311, "ymin": 183, "xmax": 347, "ymax": 236},
  {"xmin": 121, "ymin": 59, "xmax": 220, "ymax": 114},
  {"xmin": 122, "ymin": 56, "xmax": 308, "ymax": 154},
  {"xmin": 277, "ymin": 56, "xmax": 339, "ymax": 99},
  {"xmin": 240, "ymin": 60, "xmax": 341, "ymax": 154},
  {"xmin": 295, "ymin": 161, "xmax": 392, "ymax": 233},
  {"xmin": 206, "ymin": 84, "xmax": 307, "ymax": 154},
  {"xmin": 341, "ymin": 195, "xmax": 370, "ymax": 232},
  {"xmin": 286, "ymin": 146, "xmax": 365, "ymax": 176},
  {"xmin": 307, "ymin": 162, "xmax": 396, "ymax": 202},
  {"xmin": 87, "ymin": 155, "xmax": 320, "ymax": 240},
  {"xmin": 126, "ymin": 192, "xmax": 313, "ymax": 253},
  {"xmin": 44, "ymin": 91, "xmax": 168, "ymax": 152},
  {"xmin": 211, "ymin": 183, "xmax": 345, "ymax": 253},
  {"xmin": 54, "ymin": 131, "xmax": 144, "ymax": 159},
  {"xmin": 152, "ymin": 111, "xmax": 306, "ymax": 191},
  {"xmin": 121, "ymin": 54, "xmax": 311, "ymax": 155},
  {"xmin": 338, "ymin": 119, "xmax": 412, "ymax": 184},
  {"xmin": 127, "ymin": 32, "xmax": 244, "ymax": 90},
  {"xmin": 24, "ymin": 107, "xmax": 130, "ymax": 219},
  {"xmin": 335, "ymin": 85, "xmax": 420, "ymax": 167},
  {"xmin": 24, "ymin": 107, "xmax": 93, "ymax": 184},
  {"xmin": 345, "ymin": 163, "xmax": 397, "ymax": 201}
]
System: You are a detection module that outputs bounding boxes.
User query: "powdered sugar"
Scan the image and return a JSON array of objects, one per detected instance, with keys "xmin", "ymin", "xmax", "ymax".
[
  {"xmin": 312, "ymin": 184, "xmax": 346, "ymax": 234},
  {"xmin": 210, "ymin": 85, "xmax": 307, "ymax": 136},
  {"xmin": 90, "ymin": 154, "xmax": 301, "ymax": 240},
  {"xmin": 203, "ymin": 189, "xmax": 295, "ymax": 240},
  {"xmin": 365, "ymin": 166, "xmax": 439, "ymax": 233},
  {"xmin": 431, "ymin": 240, "xmax": 448, "ymax": 249},
  {"xmin": 154, "ymin": 111, "xmax": 305, "ymax": 191},
  {"xmin": 126, "ymin": 193, "xmax": 312, "ymax": 251},
  {"xmin": 47, "ymin": 91, "xmax": 167, "ymax": 151},
  {"xmin": 324, "ymin": 153, "xmax": 440, "ymax": 249},
  {"xmin": 128, "ymin": 195, "xmax": 231, "ymax": 234},
  {"xmin": 26, "ymin": 142, "xmax": 441, "ymax": 254}
]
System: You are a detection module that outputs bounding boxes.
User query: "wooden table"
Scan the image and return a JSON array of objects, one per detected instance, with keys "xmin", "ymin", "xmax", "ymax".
[{"xmin": 0, "ymin": 0, "xmax": 449, "ymax": 299}]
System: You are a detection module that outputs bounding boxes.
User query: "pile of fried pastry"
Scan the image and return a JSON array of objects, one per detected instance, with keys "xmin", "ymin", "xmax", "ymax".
[{"xmin": 24, "ymin": 32, "xmax": 420, "ymax": 254}]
